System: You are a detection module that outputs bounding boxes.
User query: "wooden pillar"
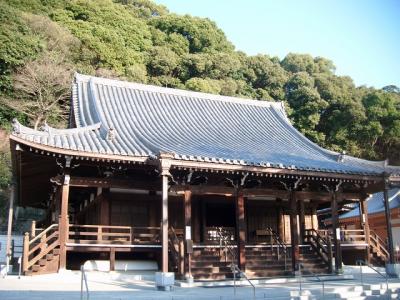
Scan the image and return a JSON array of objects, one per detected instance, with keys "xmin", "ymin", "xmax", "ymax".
[
  {"xmin": 290, "ymin": 190, "xmax": 299, "ymax": 272},
  {"xmin": 360, "ymin": 196, "xmax": 370, "ymax": 264},
  {"xmin": 110, "ymin": 248, "xmax": 115, "ymax": 271},
  {"xmin": 5, "ymin": 183, "xmax": 15, "ymax": 273},
  {"xmin": 311, "ymin": 203, "xmax": 318, "ymax": 230},
  {"xmin": 383, "ymin": 176, "xmax": 395, "ymax": 264},
  {"xmin": 184, "ymin": 190, "xmax": 192, "ymax": 278},
  {"xmin": 235, "ymin": 188, "xmax": 246, "ymax": 270},
  {"xmin": 193, "ymin": 198, "xmax": 200, "ymax": 243},
  {"xmin": 161, "ymin": 173, "xmax": 169, "ymax": 273},
  {"xmin": 331, "ymin": 190, "xmax": 342, "ymax": 273},
  {"xmin": 58, "ymin": 172, "xmax": 70, "ymax": 271},
  {"xmin": 100, "ymin": 193, "xmax": 110, "ymax": 226},
  {"xmin": 276, "ymin": 199, "xmax": 284, "ymax": 239},
  {"xmin": 299, "ymin": 199, "xmax": 305, "ymax": 243}
]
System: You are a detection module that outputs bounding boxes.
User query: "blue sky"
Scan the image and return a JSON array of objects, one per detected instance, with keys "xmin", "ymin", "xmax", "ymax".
[{"xmin": 154, "ymin": 0, "xmax": 400, "ymax": 89}]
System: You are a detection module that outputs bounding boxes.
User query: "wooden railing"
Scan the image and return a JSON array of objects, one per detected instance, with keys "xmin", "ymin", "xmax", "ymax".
[
  {"xmin": 23, "ymin": 224, "xmax": 59, "ymax": 272},
  {"xmin": 68, "ymin": 225, "xmax": 161, "ymax": 245},
  {"xmin": 131, "ymin": 226, "xmax": 160, "ymax": 244},
  {"xmin": 317, "ymin": 229, "xmax": 366, "ymax": 244},
  {"xmin": 340, "ymin": 229, "xmax": 366, "ymax": 244},
  {"xmin": 68, "ymin": 225, "xmax": 132, "ymax": 244},
  {"xmin": 369, "ymin": 230, "xmax": 389, "ymax": 262},
  {"xmin": 305, "ymin": 229, "xmax": 333, "ymax": 273},
  {"xmin": 205, "ymin": 226, "xmax": 235, "ymax": 243}
]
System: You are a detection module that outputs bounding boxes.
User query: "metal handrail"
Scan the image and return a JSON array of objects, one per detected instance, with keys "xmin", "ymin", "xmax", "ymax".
[
  {"xmin": 216, "ymin": 227, "xmax": 256, "ymax": 299},
  {"xmin": 232, "ymin": 264, "xmax": 256, "ymax": 300},
  {"xmin": 298, "ymin": 263, "xmax": 325, "ymax": 298},
  {"xmin": 80, "ymin": 265, "xmax": 89, "ymax": 300},
  {"xmin": 356, "ymin": 260, "xmax": 389, "ymax": 293},
  {"xmin": 265, "ymin": 227, "xmax": 288, "ymax": 263}
]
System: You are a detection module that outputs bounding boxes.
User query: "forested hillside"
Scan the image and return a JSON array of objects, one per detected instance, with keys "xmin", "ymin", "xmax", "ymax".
[{"xmin": 1, "ymin": 0, "xmax": 400, "ymax": 212}]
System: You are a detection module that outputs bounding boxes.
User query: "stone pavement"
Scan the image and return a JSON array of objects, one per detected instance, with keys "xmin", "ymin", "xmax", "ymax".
[{"xmin": 0, "ymin": 269, "xmax": 399, "ymax": 300}]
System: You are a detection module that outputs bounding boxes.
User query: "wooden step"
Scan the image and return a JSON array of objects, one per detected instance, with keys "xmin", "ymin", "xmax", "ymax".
[
  {"xmin": 39, "ymin": 259, "xmax": 47, "ymax": 266},
  {"xmin": 32, "ymin": 265, "xmax": 41, "ymax": 272}
]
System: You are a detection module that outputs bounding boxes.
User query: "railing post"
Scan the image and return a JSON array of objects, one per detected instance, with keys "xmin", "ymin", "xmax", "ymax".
[
  {"xmin": 31, "ymin": 221, "xmax": 36, "ymax": 238},
  {"xmin": 22, "ymin": 232, "xmax": 29, "ymax": 273},
  {"xmin": 98, "ymin": 226, "xmax": 102, "ymax": 242}
]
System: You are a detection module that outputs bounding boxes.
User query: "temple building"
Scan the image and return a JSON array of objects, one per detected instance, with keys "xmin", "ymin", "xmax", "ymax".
[{"xmin": 8, "ymin": 73, "xmax": 400, "ymax": 280}]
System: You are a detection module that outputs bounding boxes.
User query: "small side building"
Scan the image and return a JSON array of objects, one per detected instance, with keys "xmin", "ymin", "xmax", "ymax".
[{"xmin": 338, "ymin": 189, "xmax": 400, "ymax": 265}]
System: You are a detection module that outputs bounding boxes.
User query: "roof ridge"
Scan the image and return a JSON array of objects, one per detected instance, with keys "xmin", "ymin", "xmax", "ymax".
[
  {"xmin": 11, "ymin": 119, "xmax": 101, "ymax": 136},
  {"xmin": 74, "ymin": 73, "xmax": 285, "ymax": 110}
]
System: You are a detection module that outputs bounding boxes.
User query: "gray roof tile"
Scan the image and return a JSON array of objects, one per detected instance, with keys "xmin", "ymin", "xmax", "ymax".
[{"xmin": 10, "ymin": 73, "xmax": 400, "ymax": 176}]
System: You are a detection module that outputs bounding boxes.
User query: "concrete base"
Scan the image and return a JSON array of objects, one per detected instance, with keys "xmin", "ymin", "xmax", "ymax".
[
  {"xmin": 386, "ymin": 263, "xmax": 400, "ymax": 278},
  {"xmin": 155, "ymin": 272, "xmax": 174, "ymax": 291},
  {"xmin": 176, "ymin": 274, "xmax": 354, "ymax": 287}
]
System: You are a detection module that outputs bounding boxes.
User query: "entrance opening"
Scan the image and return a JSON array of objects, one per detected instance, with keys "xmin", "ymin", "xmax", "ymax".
[{"xmin": 205, "ymin": 202, "xmax": 235, "ymax": 227}]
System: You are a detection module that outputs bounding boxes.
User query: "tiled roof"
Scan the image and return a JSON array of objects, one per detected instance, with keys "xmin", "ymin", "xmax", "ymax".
[
  {"xmin": 340, "ymin": 189, "xmax": 400, "ymax": 218},
  {"xmin": 10, "ymin": 73, "xmax": 400, "ymax": 176}
]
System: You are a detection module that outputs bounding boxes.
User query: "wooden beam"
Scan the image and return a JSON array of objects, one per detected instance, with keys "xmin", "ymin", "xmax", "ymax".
[
  {"xmin": 171, "ymin": 159, "xmax": 382, "ymax": 182},
  {"xmin": 68, "ymin": 176, "xmax": 161, "ymax": 190},
  {"xmin": 172, "ymin": 184, "xmax": 361, "ymax": 201}
]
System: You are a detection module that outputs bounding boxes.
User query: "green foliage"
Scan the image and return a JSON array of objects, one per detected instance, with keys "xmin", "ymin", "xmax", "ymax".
[
  {"xmin": 0, "ymin": 2, "xmax": 42, "ymax": 93},
  {"xmin": 0, "ymin": 0, "xmax": 398, "ymax": 167},
  {"xmin": 185, "ymin": 77, "xmax": 221, "ymax": 94},
  {"xmin": 149, "ymin": 14, "xmax": 234, "ymax": 53}
]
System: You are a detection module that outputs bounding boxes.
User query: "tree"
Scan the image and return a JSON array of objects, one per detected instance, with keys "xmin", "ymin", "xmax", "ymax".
[
  {"xmin": 285, "ymin": 72, "xmax": 328, "ymax": 143},
  {"xmin": 1, "ymin": 56, "xmax": 73, "ymax": 129}
]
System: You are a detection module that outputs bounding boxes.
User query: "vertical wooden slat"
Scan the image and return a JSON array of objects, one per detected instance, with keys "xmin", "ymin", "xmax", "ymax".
[
  {"xmin": 290, "ymin": 191, "xmax": 299, "ymax": 272},
  {"xmin": 235, "ymin": 189, "xmax": 246, "ymax": 270}
]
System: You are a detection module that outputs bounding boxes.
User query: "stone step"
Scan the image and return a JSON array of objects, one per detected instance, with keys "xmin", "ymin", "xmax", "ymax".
[
  {"xmin": 191, "ymin": 261, "xmax": 231, "ymax": 268},
  {"xmin": 192, "ymin": 272, "xmax": 231, "ymax": 280},
  {"xmin": 190, "ymin": 266, "xmax": 232, "ymax": 274}
]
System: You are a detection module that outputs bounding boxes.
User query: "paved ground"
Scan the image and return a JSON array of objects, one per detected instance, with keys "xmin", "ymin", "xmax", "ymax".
[{"xmin": 0, "ymin": 269, "xmax": 399, "ymax": 300}]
